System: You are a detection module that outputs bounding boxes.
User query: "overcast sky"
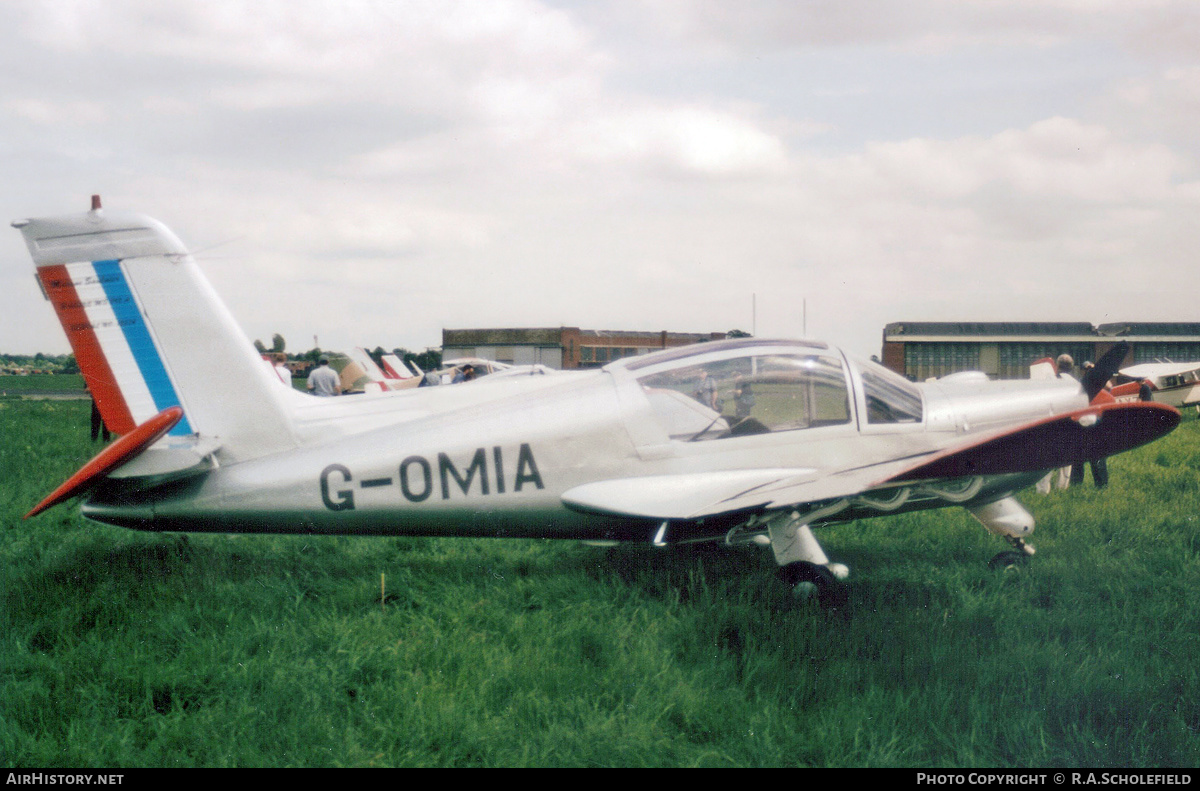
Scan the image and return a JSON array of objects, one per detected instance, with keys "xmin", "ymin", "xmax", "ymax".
[{"xmin": 2, "ymin": 0, "xmax": 1198, "ymax": 360}]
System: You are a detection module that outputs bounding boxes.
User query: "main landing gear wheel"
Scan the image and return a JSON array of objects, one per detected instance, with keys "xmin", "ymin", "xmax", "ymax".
[
  {"xmin": 987, "ymin": 550, "xmax": 1029, "ymax": 571},
  {"xmin": 779, "ymin": 561, "xmax": 848, "ymax": 607}
]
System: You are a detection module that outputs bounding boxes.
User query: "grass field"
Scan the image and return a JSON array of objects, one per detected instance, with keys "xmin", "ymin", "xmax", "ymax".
[
  {"xmin": 0, "ymin": 374, "xmax": 86, "ymax": 394},
  {"xmin": 2, "ymin": 398, "xmax": 1198, "ymax": 767}
]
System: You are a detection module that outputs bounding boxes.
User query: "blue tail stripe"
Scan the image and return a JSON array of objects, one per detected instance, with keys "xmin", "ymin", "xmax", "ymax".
[{"xmin": 93, "ymin": 260, "xmax": 194, "ymax": 436}]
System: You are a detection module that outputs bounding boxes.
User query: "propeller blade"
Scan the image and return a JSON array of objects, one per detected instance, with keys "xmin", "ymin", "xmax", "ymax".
[{"xmin": 1083, "ymin": 341, "xmax": 1129, "ymax": 401}]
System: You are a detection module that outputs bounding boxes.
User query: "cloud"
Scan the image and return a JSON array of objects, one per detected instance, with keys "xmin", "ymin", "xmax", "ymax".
[
  {"xmin": 857, "ymin": 117, "xmax": 1182, "ymax": 206},
  {"xmin": 2, "ymin": 1, "xmax": 1199, "ymax": 361},
  {"xmin": 593, "ymin": 0, "xmax": 1200, "ymax": 54}
]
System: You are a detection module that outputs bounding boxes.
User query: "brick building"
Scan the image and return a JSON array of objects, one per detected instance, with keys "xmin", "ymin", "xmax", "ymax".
[{"xmin": 442, "ymin": 327, "xmax": 729, "ymax": 369}]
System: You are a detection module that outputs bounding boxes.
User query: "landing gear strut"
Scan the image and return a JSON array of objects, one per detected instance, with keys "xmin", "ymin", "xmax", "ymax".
[
  {"xmin": 968, "ymin": 497, "xmax": 1037, "ymax": 571},
  {"xmin": 767, "ymin": 510, "xmax": 849, "ymax": 607}
]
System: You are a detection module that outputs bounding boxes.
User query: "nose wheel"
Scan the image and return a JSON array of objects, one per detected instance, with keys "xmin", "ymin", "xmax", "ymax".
[
  {"xmin": 969, "ymin": 498, "xmax": 1038, "ymax": 572},
  {"xmin": 988, "ymin": 536, "xmax": 1035, "ymax": 571}
]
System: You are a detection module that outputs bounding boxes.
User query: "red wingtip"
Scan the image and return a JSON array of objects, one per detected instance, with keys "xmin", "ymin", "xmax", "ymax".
[{"xmin": 25, "ymin": 406, "xmax": 184, "ymax": 519}]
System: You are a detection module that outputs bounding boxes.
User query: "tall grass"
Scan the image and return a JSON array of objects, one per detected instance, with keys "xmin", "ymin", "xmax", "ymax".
[{"xmin": 2, "ymin": 399, "xmax": 1197, "ymax": 767}]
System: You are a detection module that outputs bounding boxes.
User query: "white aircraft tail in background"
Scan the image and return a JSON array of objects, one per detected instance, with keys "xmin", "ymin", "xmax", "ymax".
[
  {"xmin": 343, "ymin": 347, "xmax": 418, "ymax": 393},
  {"xmin": 347, "ymin": 347, "xmax": 390, "ymax": 382},
  {"xmin": 380, "ymin": 353, "xmax": 419, "ymax": 379}
]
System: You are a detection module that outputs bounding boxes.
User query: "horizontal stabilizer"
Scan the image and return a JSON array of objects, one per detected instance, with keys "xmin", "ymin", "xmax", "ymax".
[
  {"xmin": 106, "ymin": 436, "xmax": 221, "ymax": 480},
  {"xmin": 25, "ymin": 406, "xmax": 184, "ymax": 518},
  {"xmin": 888, "ymin": 401, "xmax": 1180, "ymax": 483}
]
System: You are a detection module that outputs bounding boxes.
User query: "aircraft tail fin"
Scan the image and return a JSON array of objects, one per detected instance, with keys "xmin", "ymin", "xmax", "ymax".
[
  {"xmin": 14, "ymin": 198, "xmax": 298, "ymax": 462},
  {"xmin": 348, "ymin": 347, "xmax": 389, "ymax": 382},
  {"xmin": 1029, "ymin": 357, "xmax": 1057, "ymax": 380},
  {"xmin": 380, "ymin": 353, "xmax": 416, "ymax": 380}
]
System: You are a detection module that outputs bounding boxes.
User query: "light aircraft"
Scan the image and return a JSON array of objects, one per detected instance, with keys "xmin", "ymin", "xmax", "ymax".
[
  {"xmin": 1033, "ymin": 354, "xmax": 1200, "ymax": 413},
  {"xmin": 12, "ymin": 199, "xmax": 1182, "ymax": 605},
  {"xmin": 1115, "ymin": 362, "xmax": 1200, "ymax": 411}
]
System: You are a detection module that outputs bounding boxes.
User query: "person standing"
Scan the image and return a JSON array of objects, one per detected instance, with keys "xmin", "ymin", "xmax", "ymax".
[
  {"xmin": 732, "ymin": 373, "xmax": 755, "ymax": 418},
  {"xmin": 1069, "ymin": 361, "xmax": 1108, "ymax": 488},
  {"xmin": 694, "ymin": 369, "xmax": 718, "ymax": 410},
  {"xmin": 307, "ymin": 357, "xmax": 341, "ymax": 397}
]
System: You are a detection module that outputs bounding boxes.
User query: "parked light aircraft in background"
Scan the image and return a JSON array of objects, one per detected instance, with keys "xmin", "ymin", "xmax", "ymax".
[
  {"xmin": 1034, "ymin": 353, "xmax": 1200, "ymax": 414},
  {"xmin": 12, "ymin": 200, "xmax": 1182, "ymax": 604},
  {"xmin": 1115, "ymin": 362, "xmax": 1200, "ymax": 411},
  {"xmin": 345, "ymin": 349, "xmax": 518, "ymax": 393},
  {"xmin": 341, "ymin": 346, "xmax": 415, "ymax": 393}
]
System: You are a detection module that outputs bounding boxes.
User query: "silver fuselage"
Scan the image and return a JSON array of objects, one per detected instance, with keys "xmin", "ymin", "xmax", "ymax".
[{"xmin": 83, "ymin": 344, "xmax": 1086, "ymax": 541}]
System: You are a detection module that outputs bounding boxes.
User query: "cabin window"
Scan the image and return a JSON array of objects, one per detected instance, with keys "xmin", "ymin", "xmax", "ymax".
[
  {"xmin": 860, "ymin": 364, "xmax": 924, "ymax": 424},
  {"xmin": 636, "ymin": 353, "xmax": 851, "ymax": 441}
]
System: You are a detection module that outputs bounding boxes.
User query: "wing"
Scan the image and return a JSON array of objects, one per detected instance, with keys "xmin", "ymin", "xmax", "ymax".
[
  {"xmin": 564, "ymin": 468, "xmax": 820, "ymax": 521},
  {"xmin": 886, "ymin": 401, "xmax": 1179, "ymax": 483},
  {"xmin": 561, "ymin": 401, "xmax": 1181, "ymax": 523},
  {"xmin": 562, "ymin": 459, "xmax": 934, "ymax": 522}
]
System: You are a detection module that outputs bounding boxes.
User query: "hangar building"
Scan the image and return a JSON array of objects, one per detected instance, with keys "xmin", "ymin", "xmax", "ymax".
[{"xmin": 882, "ymin": 322, "xmax": 1200, "ymax": 381}]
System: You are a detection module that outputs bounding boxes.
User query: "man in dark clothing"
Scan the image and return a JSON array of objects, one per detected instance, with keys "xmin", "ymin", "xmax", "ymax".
[{"xmin": 1070, "ymin": 361, "xmax": 1108, "ymax": 488}]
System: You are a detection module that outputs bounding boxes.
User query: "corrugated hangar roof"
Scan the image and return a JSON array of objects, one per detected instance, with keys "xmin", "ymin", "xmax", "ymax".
[
  {"xmin": 885, "ymin": 322, "xmax": 1200, "ymax": 340},
  {"xmin": 884, "ymin": 322, "xmax": 1096, "ymax": 338}
]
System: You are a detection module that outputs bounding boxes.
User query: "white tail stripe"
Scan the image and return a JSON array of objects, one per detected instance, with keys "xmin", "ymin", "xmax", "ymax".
[
  {"xmin": 70, "ymin": 260, "xmax": 193, "ymax": 435},
  {"xmin": 67, "ymin": 261, "xmax": 160, "ymax": 425}
]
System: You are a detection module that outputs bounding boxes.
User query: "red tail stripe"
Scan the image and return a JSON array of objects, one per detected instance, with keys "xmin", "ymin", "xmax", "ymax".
[{"xmin": 38, "ymin": 264, "xmax": 136, "ymax": 435}]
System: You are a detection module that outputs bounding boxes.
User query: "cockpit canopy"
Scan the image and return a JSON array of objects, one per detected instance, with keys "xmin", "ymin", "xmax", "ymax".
[{"xmin": 609, "ymin": 338, "xmax": 922, "ymax": 441}]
